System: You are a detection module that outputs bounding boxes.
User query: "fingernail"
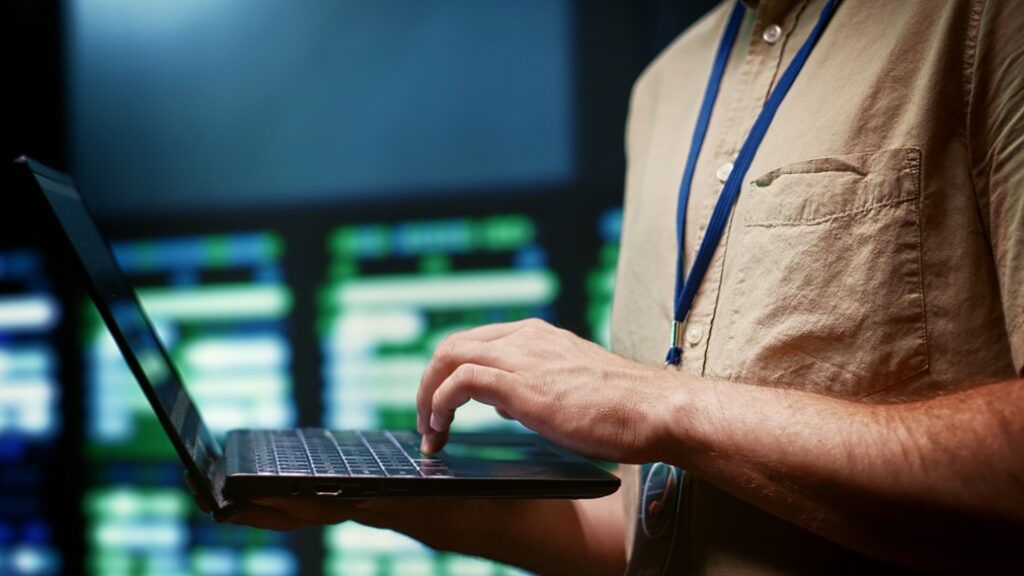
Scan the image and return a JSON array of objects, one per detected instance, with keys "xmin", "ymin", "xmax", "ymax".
[
  {"xmin": 429, "ymin": 413, "xmax": 445, "ymax": 432},
  {"xmin": 419, "ymin": 437, "xmax": 433, "ymax": 455},
  {"xmin": 416, "ymin": 414, "xmax": 424, "ymax": 434}
]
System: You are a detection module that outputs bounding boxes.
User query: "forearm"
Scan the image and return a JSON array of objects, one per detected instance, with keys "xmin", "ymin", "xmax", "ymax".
[
  {"xmin": 655, "ymin": 376, "xmax": 1024, "ymax": 572},
  {"xmin": 470, "ymin": 490, "xmax": 626, "ymax": 576}
]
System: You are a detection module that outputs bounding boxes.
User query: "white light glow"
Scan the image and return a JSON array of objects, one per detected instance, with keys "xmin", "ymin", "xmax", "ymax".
[
  {"xmin": 326, "ymin": 524, "xmax": 426, "ymax": 554},
  {"xmin": 327, "ymin": 309, "xmax": 425, "ymax": 352},
  {"xmin": 0, "ymin": 377, "xmax": 57, "ymax": 435},
  {"xmin": 0, "ymin": 295, "xmax": 60, "ymax": 331},
  {"xmin": 332, "ymin": 271, "xmax": 557, "ymax": 309},
  {"xmin": 182, "ymin": 336, "xmax": 288, "ymax": 371},
  {"xmin": 0, "ymin": 346, "xmax": 54, "ymax": 376},
  {"xmin": 95, "ymin": 521, "xmax": 186, "ymax": 549},
  {"xmin": 137, "ymin": 284, "xmax": 291, "ymax": 321}
]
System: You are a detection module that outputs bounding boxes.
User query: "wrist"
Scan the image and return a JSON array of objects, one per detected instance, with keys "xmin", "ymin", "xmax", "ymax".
[
  {"xmin": 444, "ymin": 499, "xmax": 554, "ymax": 561},
  {"xmin": 644, "ymin": 370, "xmax": 702, "ymax": 466},
  {"xmin": 462, "ymin": 499, "xmax": 516, "ymax": 558},
  {"xmin": 471, "ymin": 497, "xmax": 625, "ymax": 575},
  {"xmin": 386, "ymin": 499, "xmax": 502, "ymax": 557},
  {"xmin": 446, "ymin": 499, "xmax": 507, "ymax": 557}
]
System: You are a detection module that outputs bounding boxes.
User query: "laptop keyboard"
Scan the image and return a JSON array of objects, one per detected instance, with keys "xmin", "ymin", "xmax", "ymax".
[{"xmin": 251, "ymin": 429, "xmax": 451, "ymax": 478}]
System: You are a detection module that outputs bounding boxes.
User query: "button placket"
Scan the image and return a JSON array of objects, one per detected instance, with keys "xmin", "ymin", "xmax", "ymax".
[
  {"xmin": 728, "ymin": 1, "xmax": 807, "ymax": 155},
  {"xmin": 680, "ymin": 3, "xmax": 805, "ymax": 375},
  {"xmin": 716, "ymin": 161, "xmax": 735, "ymax": 183},
  {"xmin": 681, "ymin": 315, "xmax": 713, "ymax": 369},
  {"xmin": 762, "ymin": 23, "xmax": 782, "ymax": 44},
  {"xmin": 684, "ymin": 324, "xmax": 704, "ymax": 347}
]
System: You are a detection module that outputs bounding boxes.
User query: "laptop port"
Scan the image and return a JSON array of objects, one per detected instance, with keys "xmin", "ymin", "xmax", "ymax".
[{"xmin": 313, "ymin": 483, "xmax": 343, "ymax": 496}]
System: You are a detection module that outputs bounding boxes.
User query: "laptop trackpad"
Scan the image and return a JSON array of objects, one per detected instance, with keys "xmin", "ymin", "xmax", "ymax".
[{"xmin": 439, "ymin": 434, "xmax": 597, "ymax": 479}]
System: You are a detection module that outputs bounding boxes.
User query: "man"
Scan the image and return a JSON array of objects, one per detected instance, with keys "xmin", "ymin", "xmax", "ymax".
[{"xmin": 211, "ymin": 0, "xmax": 1024, "ymax": 573}]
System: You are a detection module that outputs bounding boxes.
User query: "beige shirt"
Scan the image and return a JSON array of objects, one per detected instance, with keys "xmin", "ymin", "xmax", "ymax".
[{"xmin": 612, "ymin": 0, "xmax": 1024, "ymax": 573}]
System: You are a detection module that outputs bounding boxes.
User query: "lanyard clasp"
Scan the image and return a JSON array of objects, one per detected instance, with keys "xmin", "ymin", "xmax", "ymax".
[{"xmin": 665, "ymin": 320, "xmax": 685, "ymax": 366}]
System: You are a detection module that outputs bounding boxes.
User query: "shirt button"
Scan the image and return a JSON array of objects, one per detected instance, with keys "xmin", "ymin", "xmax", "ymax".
[
  {"xmin": 684, "ymin": 324, "xmax": 704, "ymax": 347},
  {"xmin": 716, "ymin": 161, "xmax": 734, "ymax": 183},
  {"xmin": 762, "ymin": 24, "xmax": 782, "ymax": 44}
]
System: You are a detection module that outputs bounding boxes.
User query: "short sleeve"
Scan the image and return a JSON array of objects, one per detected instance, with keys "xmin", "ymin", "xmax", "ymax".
[{"xmin": 967, "ymin": 0, "xmax": 1024, "ymax": 374}]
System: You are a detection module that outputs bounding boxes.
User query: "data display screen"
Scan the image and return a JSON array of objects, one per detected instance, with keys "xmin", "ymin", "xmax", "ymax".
[
  {"xmin": 587, "ymin": 209, "xmax": 622, "ymax": 349},
  {"xmin": 83, "ymin": 233, "xmax": 299, "ymax": 576},
  {"xmin": 84, "ymin": 233, "xmax": 294, "ymax": 456},
  {"xmin": 0, "ymin": 200, "xmax": 625, "ymax": 575},
  {"xmin": 319, "ymin": 215, "xmax": 556, "ymax": 574},
  {"xmin": 321, "ymin": 215, "xmax": 558, "ymax": 432},
  {"xmin": 0, "ymin": 249, "xmax": 62, "ymax": 576}
]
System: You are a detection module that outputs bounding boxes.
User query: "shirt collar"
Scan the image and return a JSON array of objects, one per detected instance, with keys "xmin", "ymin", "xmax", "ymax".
[
  {"xmin": 740, "ymin": 0, "xmax": 809, "ymax": 23},
  {"xmin": 741, "ymin": 0, "xmax": 806, "ymax": 12}
]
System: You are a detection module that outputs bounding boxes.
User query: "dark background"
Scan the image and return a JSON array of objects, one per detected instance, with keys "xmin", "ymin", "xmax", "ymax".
[{"xmin": 1, "ymin": 1, "xmax": 718, "ymax": 574}]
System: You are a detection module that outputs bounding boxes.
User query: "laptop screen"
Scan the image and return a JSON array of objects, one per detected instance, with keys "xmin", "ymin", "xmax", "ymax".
[{"xmin": 24, "ymin": 158, "xmax": 224, "ymax": 500}]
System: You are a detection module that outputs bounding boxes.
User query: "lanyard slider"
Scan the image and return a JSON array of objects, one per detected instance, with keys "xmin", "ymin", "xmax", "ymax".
[
  {"xmin": 665, "ymin": 320, "xmax": 684, "ymax": 366},
  {"xmin": 670, "ymin": 320, "xmax": 684, "ymax": 349}
]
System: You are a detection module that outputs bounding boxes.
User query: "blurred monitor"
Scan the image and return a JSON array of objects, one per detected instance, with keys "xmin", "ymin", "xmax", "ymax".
[
  {"xmin": 320, "ymin": 214, "xmax": 557, "ymax": 431},
  {"xmin": 67, "ymin": 0, "xmax": 575, "ymax": 216},
  {"xmin": 319, "ymin": 214, "xmax": 556, "ymax": 574},
  {"xmin": 83, "ymin": 232, "xmax": 299, "ymax": 575},
  {"xmin": 0, "ymin": 249, "xmax": 62, "ymax": 576},
  {"xmin": 586, "ymin": 209, "xmax": 622, "ymax": 349},
  {"xmin": 2, "ymin": 0, "xmax": 707, "ymax": 572},
  {"xmin": 79, "ymin": 220, "xmax": 561, "ymax": 575}
]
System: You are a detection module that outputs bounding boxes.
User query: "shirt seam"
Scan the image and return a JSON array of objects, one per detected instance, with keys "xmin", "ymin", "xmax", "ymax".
[
  {"xmin": 1005, "ymin": 315, "xmax": 1024, "ymax": 377},
  {"xmin": 744, "ymin": 195, "xmax": 917, "ymax": 228},
  {"xmin": 761, "ymin": 0, "xmax": 811, "ymax": 104},
  {"xmin": 962, "ymin": 0, "xmax": 989, "ymax": 238},
  {"xmin": 720, "ymin": 10, "xmax": 759, "ymax": 159},
  {"xmin": 1008, "ymin": 313, "xmax": 1024, "ymax": 339},
  {"xmin": 699, "ymin": 206, "xmax": 739, "ymax": 377}
]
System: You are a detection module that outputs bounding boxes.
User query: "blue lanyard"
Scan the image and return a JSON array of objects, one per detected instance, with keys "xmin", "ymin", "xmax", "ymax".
[
  {"xmin": 665, "ymin": 0, "xmax": 840, "ymax": 365},
  {"xmin": 629, "ymin": 4, "xmax": 843, "ymax": 576}
]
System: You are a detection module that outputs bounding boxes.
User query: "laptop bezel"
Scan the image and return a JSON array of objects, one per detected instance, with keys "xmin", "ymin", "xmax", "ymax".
[{"xmin": 18, "ymin": 156, "xmax": 235, "ymax": 517}]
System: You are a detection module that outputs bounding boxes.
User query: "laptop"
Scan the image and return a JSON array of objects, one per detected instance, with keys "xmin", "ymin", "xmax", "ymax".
[{"xmin": 17, "ymin": 156, "xmax": 619, "ymax": 520}]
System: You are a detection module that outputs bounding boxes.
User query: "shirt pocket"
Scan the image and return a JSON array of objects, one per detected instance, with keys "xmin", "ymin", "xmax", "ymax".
[{"xmin": 715, "ymin": 147, "xmax": 929, "ymax": 398}]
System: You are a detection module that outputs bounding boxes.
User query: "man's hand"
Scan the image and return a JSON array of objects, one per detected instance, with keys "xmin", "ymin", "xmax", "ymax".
[
  {"xmin": 182, "ymin": 318, "xmax": 646, "ymax": 574},
  {"xmin": 184, "ymin": 473, "xmax": 627, "ymax": 576},
  {"xmin": 186, "ymin": 471, "xmax": 509, "ymax": 554},
  {"xmin": 186, "ymin": 471, "xmax": 495, "ymax": 546},
  {"xmin": 218, "ymin": 495, "xmax": 500, "ymax": 554},
  {"xmin": 417, "ymin": 318, "xmax": 673, "ymax": 461}
]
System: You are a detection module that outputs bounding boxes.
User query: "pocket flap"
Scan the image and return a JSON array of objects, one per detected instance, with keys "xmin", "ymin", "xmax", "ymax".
[{"xmin": 745, "ymin": 147, "xmax": 921, "ymax": 226}]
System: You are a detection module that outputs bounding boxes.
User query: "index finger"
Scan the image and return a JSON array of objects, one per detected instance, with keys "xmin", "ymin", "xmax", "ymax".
[
  {"xmin": 415, "ymin": 338, "xmax": 505, "ymax": 435},
  {"xmin": 416, "ymin": 320, "xmax": 542, "ymax": 448}
]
